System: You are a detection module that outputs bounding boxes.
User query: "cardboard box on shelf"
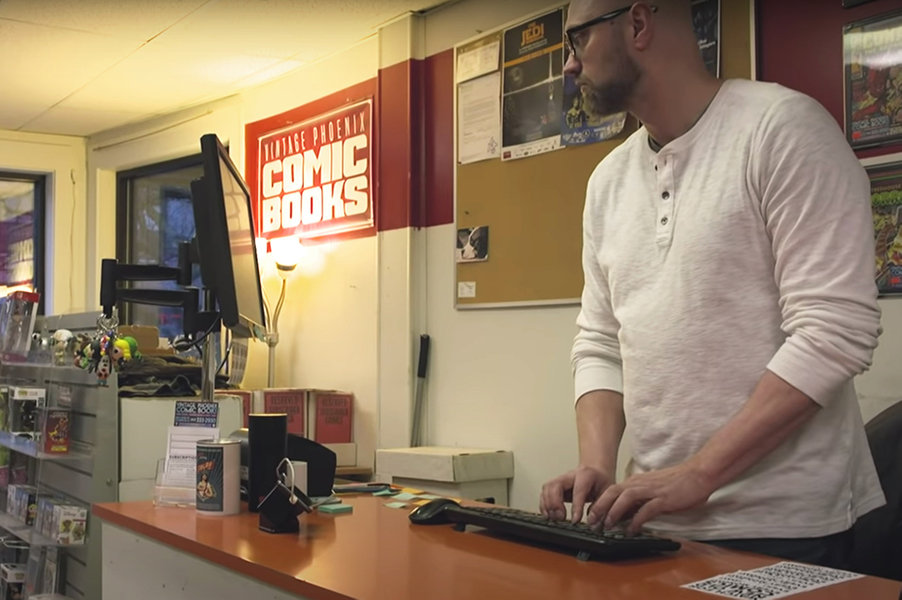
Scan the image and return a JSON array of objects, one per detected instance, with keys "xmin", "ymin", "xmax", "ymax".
[
  {"xmin": 257, "ymin": 388, "xmax": 306, "ymax": 436},
  {"xmin": 307, "ymin": 391, "xmax": 353, "ymax": 444},
  {"xmin": 39, "ymin": 409, "xmax": 70, "ymax": 454},
  {"xmin": 0, "ymin": 562, "xmax": 25, "ymax": 600},
  {"xmin": 50, "ymin": 504, "xmax": 87, "ymax": 545}
]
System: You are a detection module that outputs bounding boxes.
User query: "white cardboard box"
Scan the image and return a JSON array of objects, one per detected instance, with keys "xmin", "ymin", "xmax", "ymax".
[
  {"xmin": 324, "ymin": 443, "xmax": 356, "ymax": 467},
  {"xmin": 376, "ymin": 447, "xmax": 513, "ymax": 505}
]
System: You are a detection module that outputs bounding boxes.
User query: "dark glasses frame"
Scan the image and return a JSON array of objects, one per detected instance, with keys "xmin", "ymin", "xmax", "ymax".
[{"xmin": 565, "ymin": 3, "xmax": 659, "ymax": 57}]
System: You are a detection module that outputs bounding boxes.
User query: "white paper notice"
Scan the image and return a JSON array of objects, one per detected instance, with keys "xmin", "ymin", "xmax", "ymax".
[
  {"xmin": 458, "ymin": 72, "xmax": 501, "ymax": 165},
  {"xmin": 457, "ymin": 41, "xmax": 500, "ymax": 83},
  {"xmin": 164, "ymin": 426, "xmax": 219, "ymax": 488}
]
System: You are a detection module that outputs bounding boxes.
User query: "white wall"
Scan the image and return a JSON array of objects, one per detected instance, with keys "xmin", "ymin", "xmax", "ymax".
[
  {"xmin": 0, "ymin": 130, "xmax": 86, "ymax": 315},
  {"xmin": 86, "ymin": 37, "xmax": 381, "ymax": 469}
]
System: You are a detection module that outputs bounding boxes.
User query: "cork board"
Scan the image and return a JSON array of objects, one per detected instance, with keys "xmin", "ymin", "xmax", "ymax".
[{"xmin": 455, "ymin": 0, "xmax": 751, "ymax": 307}]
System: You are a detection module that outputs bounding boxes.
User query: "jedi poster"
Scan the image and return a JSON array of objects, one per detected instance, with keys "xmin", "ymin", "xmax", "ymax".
[{"xmin": 501, "ymin": 8, "xmax": 564, "ymax": 161}]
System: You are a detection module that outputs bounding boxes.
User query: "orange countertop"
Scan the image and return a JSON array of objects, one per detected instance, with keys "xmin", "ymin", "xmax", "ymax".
[{"xmin": 93, "ymin": 497, "xmax": 902, "ymax": 600}]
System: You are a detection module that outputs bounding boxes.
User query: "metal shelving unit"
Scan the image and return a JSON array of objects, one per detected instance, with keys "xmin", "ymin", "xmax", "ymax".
[{"xmin": 0, "ymin": 313, "xmax": 120, "ymax": 600}]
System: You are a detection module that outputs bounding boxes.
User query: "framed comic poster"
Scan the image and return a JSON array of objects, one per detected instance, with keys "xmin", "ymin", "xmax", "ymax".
[
  {"xmin": 844, "ymin": 10, "xmax": 902, "ymax": 149},
  {"xmin": 868, "ymin": 161, "xmax": 902, "ymax": 295}
]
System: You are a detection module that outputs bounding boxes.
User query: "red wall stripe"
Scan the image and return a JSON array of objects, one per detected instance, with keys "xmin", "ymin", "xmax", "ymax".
[
  {"xmin": 424, "ymin": 49, "xmax": 455, "ymax": 228},
  {"xmin": 757, "ymin": 0, "xmax": 902, "ymax": 160},
  {"xmin": 379, "ymin": 60, "xmax": 417, "ymax": 232}
]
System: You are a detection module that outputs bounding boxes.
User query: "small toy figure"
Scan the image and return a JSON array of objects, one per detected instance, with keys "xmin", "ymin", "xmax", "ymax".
[
  {"xmin": 51, "ymin": 329, "xmax": 74, "ymax": 366},
  {"xmin": 95, "ymin": 355, "xmax": 112, "ymax": 386},
  {"xmin": 110, "ymin": 336, "xmax": 140, "ymax": 367}
]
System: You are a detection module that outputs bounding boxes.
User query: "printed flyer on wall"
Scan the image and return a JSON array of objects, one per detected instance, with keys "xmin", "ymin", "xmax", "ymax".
[
  {"xmin": 501, "ymin": 8, "xmax": 564, "ymax": 161},
  {"xmin": 869, "ymin": 161, "xmax": 902, "ymax": 295},
  {"xmin": 844, "ymin": 10, "xmax": 902, "ymax": 148}
]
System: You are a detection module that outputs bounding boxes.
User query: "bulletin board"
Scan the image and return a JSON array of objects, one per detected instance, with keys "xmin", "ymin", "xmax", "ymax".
[{"xmin": 455, "ymin": 0, "xmax": 752, "ymax": 308}]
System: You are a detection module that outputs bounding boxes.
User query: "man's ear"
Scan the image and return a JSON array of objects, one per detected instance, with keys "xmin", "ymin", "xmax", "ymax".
[{"xmin": 629, "ymin": 4, "xmax": 656, "ymax": 51}]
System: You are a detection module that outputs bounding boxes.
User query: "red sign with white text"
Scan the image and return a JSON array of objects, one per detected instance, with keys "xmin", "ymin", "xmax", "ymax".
[{"xmin": 254, "ymin": 99, "xmax": 373, "ymax": 241}]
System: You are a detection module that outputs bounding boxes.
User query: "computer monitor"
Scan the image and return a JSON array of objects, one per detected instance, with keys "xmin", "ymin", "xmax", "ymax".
[{"xmin": 191, "ymin": 133, "xmax": 267, "ymax": 340}]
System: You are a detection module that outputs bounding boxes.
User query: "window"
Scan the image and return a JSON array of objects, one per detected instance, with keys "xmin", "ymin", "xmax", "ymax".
[
  {"xmin": 116, "ymin": 155, "xmax": 203, "ymax": 340},
  {"xmin": 0, "ymin": 173, "xmax": 46, "ymax": 313}
]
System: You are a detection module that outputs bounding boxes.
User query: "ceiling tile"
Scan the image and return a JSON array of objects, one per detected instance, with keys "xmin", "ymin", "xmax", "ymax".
[
  {"xmin": 0, "ymin": 19, "xmax": 142, "ymax": 107},
  {"xmin": 0, "ymin": 0, "xmax": 209, "ymax": 41},
  {"xmin": 0, "ymin": 103, "xmax": 52, "ymax": 131},
  {"xmin": 60, "ymin": 41, "xmax": 283, "ymax": 113},
  {"xmin": 20, "ymin": 106, "xmax": 147, "ymax": 137}
]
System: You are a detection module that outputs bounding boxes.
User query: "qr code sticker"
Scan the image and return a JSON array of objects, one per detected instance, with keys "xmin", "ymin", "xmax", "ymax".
[
  {"xmin": 683, "ymin": 562, "xmax": 863, "ymax": 599},
  {"xmin": 685, "ymin": 575, "xmax": 782, "ymax": 599}
]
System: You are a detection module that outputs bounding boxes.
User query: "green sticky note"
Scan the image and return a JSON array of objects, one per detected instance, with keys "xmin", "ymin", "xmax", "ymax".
[
  {"xmin": 318, "ymin": 503, "xmax": 353, "ymax": 515},
  {"xmin": 394, "ymin": 492, "xmax": 418, "ymax": 501},
  {"xmin": 374, "ymin": 489, "xmax": 399, "ymax": 497},
  {"xmin": 384, "ymin": 502, "xmax": 409, "ymax": 509},
  {"xmin": 419, "ymin": 494, "xmax": 443, "ymax": 500}
]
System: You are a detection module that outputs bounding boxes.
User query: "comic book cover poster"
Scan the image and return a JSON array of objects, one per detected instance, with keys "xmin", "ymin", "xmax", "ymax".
[
  {"xmin": 868, "ymin": 161, "xmax": 902, "ymax": 295},
  {"xmin": 561, "ymin": 73, "xmax": 627, "ymax": 146},
  {"xmin": 692, "ymin": 0, "xmax": 720, "ymax": 77},
  {"xmin": 501, "ymin": 8, "xmax": 565, "ymax": 160},
  {"xmin": 844, "ymin": 11, "xmax": 902, "ymax": 149}
]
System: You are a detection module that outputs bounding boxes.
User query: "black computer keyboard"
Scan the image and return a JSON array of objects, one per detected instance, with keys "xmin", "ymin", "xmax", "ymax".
[{"xmin": 443, "ymin": 505, "xmax": 681, "ymax": 560}]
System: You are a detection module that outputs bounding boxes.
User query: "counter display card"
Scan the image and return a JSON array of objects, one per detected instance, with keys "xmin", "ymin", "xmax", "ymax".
[
  {"xmin": 692, "ymin": 0, "xmax": 720, "ymax": 78},
  {"xmin": 868, "ymin": 160, "xmax": 902, "ymax": 295},
  {"xmin": 174, "ymin": 401, "xmax": 218, "ymax": 427},
  {"xmin": 844, "ymin": 10, "xmax": 902, "ymax": 148},
  {"xmin": 164, "ymin": 426, "xmax": 220, "ymax": 488},
  {"xmin": 501, "ymin": 8, "xmax": 565, "ymax": 161}
]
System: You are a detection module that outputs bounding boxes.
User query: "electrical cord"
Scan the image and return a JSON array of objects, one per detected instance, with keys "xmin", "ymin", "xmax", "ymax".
[
  {"xmin": 172, "ymin": 312, "xmax": 221, "ymax": 353},
  {"xmin": 216, "ymin": 341, "xmax": 232, "ymax": 375}
]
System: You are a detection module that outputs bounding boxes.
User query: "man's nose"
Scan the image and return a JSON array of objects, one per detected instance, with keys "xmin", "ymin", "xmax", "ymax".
[{"xmin": 564, "ymin": 52, "xmax": 581, "ymax": 78}]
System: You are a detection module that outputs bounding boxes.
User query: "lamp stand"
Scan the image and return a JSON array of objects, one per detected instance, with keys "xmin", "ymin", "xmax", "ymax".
[{"xmin": 263, "ymin": 276, "xmax": 288, "ymax": 388}]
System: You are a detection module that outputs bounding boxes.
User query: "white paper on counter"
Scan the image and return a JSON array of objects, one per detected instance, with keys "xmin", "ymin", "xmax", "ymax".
[
  {"xmin": 457, "ymin": 41, "xmax": 500, "ymax": 83},
  {"xmin": 458, "ymin": 72, "xmax": 501, "ymax": 165},
  {"xmin": 163, "ymin": 426, "xmax": 219, "ymax": 488}
]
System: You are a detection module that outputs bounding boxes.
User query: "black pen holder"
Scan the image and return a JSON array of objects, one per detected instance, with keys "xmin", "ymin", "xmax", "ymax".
[{"xmin": 258, "ymin": 481, "xmax": 304, "ymax": 534}]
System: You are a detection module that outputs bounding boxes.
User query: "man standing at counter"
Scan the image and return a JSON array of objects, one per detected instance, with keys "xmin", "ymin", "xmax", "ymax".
[{"xmin": 540, "ymin": 0, "xmax": 885, "ymax": 568}]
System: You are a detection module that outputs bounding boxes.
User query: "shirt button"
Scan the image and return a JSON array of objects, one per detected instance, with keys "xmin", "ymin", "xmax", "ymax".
[
  {"xmin": 662, "ymin": 191, "xmax": 670, "ymax": 200},
  {"xmin": 661, "ymin": 217, "xmax": 669, "ymax": 226}
]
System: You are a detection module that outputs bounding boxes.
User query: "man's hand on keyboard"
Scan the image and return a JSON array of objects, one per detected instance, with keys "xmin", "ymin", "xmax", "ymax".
[
  {"xmin": 585, "ymin": 462, "xmax": 715, "ymax": 536},
  {"xmin": 539, "ymin": 465, "xmax": 613, "ymax": 524}
]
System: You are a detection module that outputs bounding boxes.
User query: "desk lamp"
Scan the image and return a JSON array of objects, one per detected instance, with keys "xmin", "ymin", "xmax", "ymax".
[{"xmin": 262, "ymin": 237, "xmax": 300, "ymax": 387}]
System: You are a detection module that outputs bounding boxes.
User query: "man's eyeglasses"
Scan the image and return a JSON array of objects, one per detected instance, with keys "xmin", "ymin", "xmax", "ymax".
[{"xmin": 565, "ymin": 4, "xmax": 658, "ymax": 58}]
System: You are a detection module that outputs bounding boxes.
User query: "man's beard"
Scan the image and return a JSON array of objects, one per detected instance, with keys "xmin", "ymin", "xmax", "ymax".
[{"xmin": 579, "ymin": 52, "xmax": 641, "ymax": 117}]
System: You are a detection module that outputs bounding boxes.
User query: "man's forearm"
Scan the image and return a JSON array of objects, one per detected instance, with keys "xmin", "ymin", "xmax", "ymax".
[
  {"xmin": 689, "ymin": 369, "xmax": 820, "ymax": 491},
  {"xmin": 577, "ymin": 390, "xmax": 626, "ymax": 476}
]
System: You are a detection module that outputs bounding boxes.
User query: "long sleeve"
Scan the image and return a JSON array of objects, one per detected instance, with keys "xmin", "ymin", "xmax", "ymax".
[
  {"xmin": 757, "ymin": 94, "xmax": 882, "ymax": 406},
  {"xmin": 571, "ymin": 181, "xmax": 624, "ymax": 403}
]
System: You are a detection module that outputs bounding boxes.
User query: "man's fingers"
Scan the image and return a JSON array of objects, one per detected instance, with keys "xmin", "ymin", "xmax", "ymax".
[
  {"xmin": 627, "ymin": 498, "xmax": 664, "ymax": 536},
  {"xmin": 541, "ymin": 480, "xmax": 567, "ymax": 521},
  {"xmin": 586, "ymin": 483, "xmax": 620, "ymax": 528},
  {"xmin": 605, "ymin": 487, "xmax": 646, "ymax": 529},
  {"xmin": 570, "ymin": 477, "xmax": 589, "ymax": 524}
]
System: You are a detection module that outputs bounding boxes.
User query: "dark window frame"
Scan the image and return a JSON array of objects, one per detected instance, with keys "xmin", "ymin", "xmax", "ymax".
[
  {"xmin": 115, "ymin": 153, "xmax": 203, "ymax": 326},
  {"xmin": 0, "ymin": 171, "xmax": 47, "ymax": 315}
]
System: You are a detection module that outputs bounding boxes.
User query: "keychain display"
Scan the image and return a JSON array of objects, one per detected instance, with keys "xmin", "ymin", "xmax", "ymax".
[{"xmin": 73, "ymin": 313, "xmax": 142, "ymax": 386}]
